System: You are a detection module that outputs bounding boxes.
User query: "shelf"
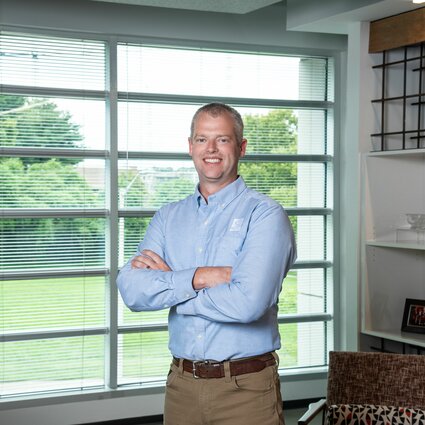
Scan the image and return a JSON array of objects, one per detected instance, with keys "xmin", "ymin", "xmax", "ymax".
[
  {"xmin": 366, "ymin": 240, "xmax": 425, "ymax": 250},
  {"xmin": 367, "ymin": 148, "xmax": 425, "ymax": 157},
  {"xmin": 363, "ymin": 43, "xmax": 425, "ymax": 353},
  {"xmin": 362, "ymin": 329, "xmax": 425, "ymax": 348}
]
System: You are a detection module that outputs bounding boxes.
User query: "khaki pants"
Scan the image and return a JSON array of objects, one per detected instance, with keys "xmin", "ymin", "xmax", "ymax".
[{"xmin": 163, "ymin": 356, "xmax": 284, "ymax": 425}]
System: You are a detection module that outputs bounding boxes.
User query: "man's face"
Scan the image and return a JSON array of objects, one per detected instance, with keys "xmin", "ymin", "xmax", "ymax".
[{"xmin": 189, "ymin": 111, "xmax": 247, "ymax": 196}]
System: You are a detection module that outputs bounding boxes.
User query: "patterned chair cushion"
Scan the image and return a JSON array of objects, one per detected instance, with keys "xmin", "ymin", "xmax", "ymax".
[{"xmin": 327, "ymin": 404, "xmax": 425, "ymax": 425}]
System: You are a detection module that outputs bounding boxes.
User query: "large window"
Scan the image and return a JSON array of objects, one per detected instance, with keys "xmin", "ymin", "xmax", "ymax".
[{"xmin": 0, "ymin": 32, "xmax": 334, "ymax": 398}]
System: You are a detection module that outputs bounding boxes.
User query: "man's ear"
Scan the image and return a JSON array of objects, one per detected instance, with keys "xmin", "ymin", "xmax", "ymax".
[
  {"xmin": 188, "ymin": 137, "xmax": 193, "ymax": 156},
  {"xmin": 239, "ymin": 138, "xmax": 247, "ymax": 158}
]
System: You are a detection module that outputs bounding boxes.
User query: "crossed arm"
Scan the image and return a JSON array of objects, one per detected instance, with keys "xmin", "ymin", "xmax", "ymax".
[
  {"xmin": 117, "ymin": 202, "xmax": 296, "ymax": 323},
  {"xmin": 131, "ymin": 249, "xmax": 232, "ymax": 291}
]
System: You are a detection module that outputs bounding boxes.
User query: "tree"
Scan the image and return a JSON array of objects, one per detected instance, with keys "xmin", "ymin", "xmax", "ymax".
[
  {"xmin": 0, "ymin": 95, "xmax": 104, "ymax": 268},
  {"xmin": 244, "ymin": 109, "xmax": 297, "ymax": 154},
  {"xmin": 0, "ymin": 95, "xmax": 25, "ymax": 113},
  {"xmin": 147, "ymin": 170, "xmax": 195, "ymax": 208},
  {"xmin": 0, "ymin": 95, "xmax": 83, "ymax": 165},
  {"xmin": 0, "ymin": 94, "xmax": 99, "ymax": 209},
  {"xmin": 0, "ymin": 95, "xmax": 24, "ymax": 153},
  {"xmin": 119, "ymin": 168, "xmax": 148, "ymax": 208},
  {"xmin": 0, "ymin": 156, "xmax": 105, "ymax": 269},
  {"xmin": 240, "ymin": 109, "xmax": 298, "ymax": 239},
  {"xmin": 241, "ymin": 109, "xmax": 298, "ymax": 207}
]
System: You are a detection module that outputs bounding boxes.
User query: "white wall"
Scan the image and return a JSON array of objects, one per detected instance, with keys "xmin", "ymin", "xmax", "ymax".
[
  {"xmin": 286, "ymin": 0, "xmax": 382, "ymax": 32},
  {"xmin": 0, "ymin": 0, "xmax": 349, "ymax": 423},
  {"xmin": 337, "ymin": 21, "xmax": 375, "ymax": 352},
  {"xmin": 1, "ymin": 391, "xmax": 165, "ymax": 425}
]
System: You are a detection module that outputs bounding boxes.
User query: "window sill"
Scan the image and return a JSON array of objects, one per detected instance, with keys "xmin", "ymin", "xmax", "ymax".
[{"xmin": 0, "ymin": 366, "xmax": 328, "ymax": 410}]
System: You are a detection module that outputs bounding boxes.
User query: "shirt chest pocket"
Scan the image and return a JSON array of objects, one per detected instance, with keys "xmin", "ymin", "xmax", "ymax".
[{"xmin": 211, "ymin": 233, "xmax": 245, "ymax": 266}]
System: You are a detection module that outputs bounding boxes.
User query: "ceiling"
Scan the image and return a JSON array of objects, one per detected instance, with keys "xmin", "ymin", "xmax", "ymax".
[
  {"xmin": 285, "ymin": 0, "xmax": 425, "ymax": 34},
  {"xmin": 87, "ymin": 0, "xmax": 283, "ymax": 14},
  {"xmin": 86, "ymin": 0, "xmax": 424, "ymax": 34}
]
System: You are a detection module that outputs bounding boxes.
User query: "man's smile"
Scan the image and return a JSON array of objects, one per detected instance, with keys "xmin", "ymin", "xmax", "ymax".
[{"xmin": 204, "ymin": 158, "xmax": 222, "ymax": 164}]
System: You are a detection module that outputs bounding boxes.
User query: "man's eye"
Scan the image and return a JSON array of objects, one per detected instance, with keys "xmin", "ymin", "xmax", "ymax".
[
  {"xmin": 218, "ymin": 138, "xmax": 229, "ymax": 143},
  {"xmin": 196, "ymin": 138, "xmax": 206, "ymax": 143}
]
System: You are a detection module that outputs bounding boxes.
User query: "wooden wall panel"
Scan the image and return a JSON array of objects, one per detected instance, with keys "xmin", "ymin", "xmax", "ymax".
[{"xmin": 369, "ymin": 7, "xmax": 425, "ymax": 53}]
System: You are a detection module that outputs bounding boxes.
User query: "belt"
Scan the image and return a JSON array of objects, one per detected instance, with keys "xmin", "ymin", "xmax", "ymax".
[{"xmin": 172, "ymin": 352, "xmax": 276, "ymax": 379}]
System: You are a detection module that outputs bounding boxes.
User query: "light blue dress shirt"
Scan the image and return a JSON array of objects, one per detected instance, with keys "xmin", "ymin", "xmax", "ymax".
[{"xmin": 117, "ymin": 177, "xmax": 296, "ymax": 361}]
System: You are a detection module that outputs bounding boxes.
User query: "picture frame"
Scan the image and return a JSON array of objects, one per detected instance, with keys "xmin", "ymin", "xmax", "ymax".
[{"xmin": 401, "ymin": 298, "xmax": 425, "ymax": 334}]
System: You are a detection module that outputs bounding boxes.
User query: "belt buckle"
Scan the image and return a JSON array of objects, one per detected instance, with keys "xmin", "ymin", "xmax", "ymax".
[{"xmin": 192, "ymin": 360, "xmax": 209, "ymax": 379}]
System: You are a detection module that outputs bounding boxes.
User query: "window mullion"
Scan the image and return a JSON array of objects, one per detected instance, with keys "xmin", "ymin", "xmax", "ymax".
[
  {"xmin": 105, "ymin": 37, "xmax": 119, "ymax": 391},
  {"xmin": 117, "ymin": 91, "xmax": 334, "ymax": 110}
]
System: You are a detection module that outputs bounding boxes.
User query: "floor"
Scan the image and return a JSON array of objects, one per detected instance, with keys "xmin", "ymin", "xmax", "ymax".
[
  {"xmin": 286, "ymin": 407, "xmax": 308, "ymax": 424},
  {"xmin": 142, "ymin": 406, "xmax": 321, "ymax": 425}
]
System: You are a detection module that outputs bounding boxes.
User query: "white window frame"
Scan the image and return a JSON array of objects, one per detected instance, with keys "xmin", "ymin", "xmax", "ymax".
[{"xmin": 0, "ymin": 29, "xmax": 339, "ymax": 403}]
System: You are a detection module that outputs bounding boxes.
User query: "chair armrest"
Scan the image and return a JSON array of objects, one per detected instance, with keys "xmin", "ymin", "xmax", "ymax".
[{"xmin": 298, "ymin": 399, "xmax": 327, "ymax": 425}]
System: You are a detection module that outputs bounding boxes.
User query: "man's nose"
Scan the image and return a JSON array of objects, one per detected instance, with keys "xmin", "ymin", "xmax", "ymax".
[{"xmin": 206, "ymin": 139, "xmax": 218, "ymax": 152}]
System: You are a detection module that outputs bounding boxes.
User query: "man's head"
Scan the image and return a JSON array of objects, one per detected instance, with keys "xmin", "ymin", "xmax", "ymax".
[
  {"xmin": 188, "ymin": 103, "xmax": 247, "ymax": 198},
  {"xmin": 190, "ymin": 103, "xmax": 244, "ymax": 146}
]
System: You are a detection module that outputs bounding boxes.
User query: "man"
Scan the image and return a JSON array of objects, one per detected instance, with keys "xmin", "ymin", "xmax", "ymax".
[{"xmin": 117, "ymin": 103, "xmax": 296, "ymax": 425}]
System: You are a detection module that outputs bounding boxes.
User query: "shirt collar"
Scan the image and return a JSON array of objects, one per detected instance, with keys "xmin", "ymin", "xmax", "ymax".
[{"xmin": 194, "ymin": 176, "xmax": 247, "ymax": 209}]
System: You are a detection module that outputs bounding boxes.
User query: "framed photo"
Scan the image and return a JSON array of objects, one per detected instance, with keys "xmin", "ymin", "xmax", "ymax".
[{"xmin": 401, "ymin": 298, "xmax": 425, "ymax": 334}]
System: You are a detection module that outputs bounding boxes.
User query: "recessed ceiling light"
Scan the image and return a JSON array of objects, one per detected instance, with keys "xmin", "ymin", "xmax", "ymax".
[{"xmin": 413, "ymin": 0, "xmax": 425, "ymax": 4}]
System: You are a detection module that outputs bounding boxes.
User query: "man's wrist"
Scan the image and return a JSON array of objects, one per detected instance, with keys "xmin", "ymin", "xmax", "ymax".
[
  {"xmin": 192, "ymin": 267, "xmax": 206, "ymax": 291},
  {"xmin": 192, "ymin": 266, "xmax": 232, "ymax": 290}
]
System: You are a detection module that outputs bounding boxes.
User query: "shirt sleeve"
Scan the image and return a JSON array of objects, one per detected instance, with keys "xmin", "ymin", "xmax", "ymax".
[
  {"xmin": 116, "ymin": 207, "xmax": 197, "ymax": 311},
  {"xmin": 175, "ymin": 202, "xmax": 296, "ymax": 323}
]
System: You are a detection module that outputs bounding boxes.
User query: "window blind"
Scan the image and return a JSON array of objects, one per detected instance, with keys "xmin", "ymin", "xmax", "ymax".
[
  {"xmin": 0, "ymin": 32, "xmax": 107, "ymax": 398},
  {"xmin": 117, "ymin": 45, "xmax": 329, "ymax": 102},
  {"xmin": 117, "ymin": 43, "xmax": 334, "ymax": 383},
  {"xmin": 0, "ymin": 33, "xmax": 105, "ymax": 90},
  {"xmin": 0, "ymin": 31, "xmax": 334, "ymax": 398}
]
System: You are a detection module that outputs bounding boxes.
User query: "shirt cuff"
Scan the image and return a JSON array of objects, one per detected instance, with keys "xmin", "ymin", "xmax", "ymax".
[
  {"xmin": 176, "ymin": 302, "xmax": 196, "ymax": 316},
  {"xmin": 176, "ymin": 290, "xmax": 201, "ymax": 316},
  {"xmin": 171, "ymin": 268, "xmax": 197, "ymax": 303}
]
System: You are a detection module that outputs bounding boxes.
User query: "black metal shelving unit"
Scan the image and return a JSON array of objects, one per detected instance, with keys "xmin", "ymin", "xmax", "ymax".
[{"xmin": 371, "ymin": 42, "xmax": 425, "ymax": 151}]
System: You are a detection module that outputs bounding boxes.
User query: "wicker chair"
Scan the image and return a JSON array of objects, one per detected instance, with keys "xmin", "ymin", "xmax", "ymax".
[{"xmin": 298, "ymin": 350, "xmax": 425, "ymax": 425}]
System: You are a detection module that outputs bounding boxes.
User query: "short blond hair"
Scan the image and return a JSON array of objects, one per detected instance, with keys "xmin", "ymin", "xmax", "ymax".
[{"xmin": 190, "ymin": 103, "xmax": 244, "ymax": 145}]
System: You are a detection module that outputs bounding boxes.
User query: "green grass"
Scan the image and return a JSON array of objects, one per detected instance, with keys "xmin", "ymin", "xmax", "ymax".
[
  {"xmin": 0, "ymin": 272, "xmax": 298, "ymax": 385},
  {"xmin": 1, "ymin": 337, "xmax": 104, "ymax": 382},
  {"xmin": 0, "ymin": 276, "xmax": 105, "ymax": 330},
  {"xmin": 277, "ymin": 272, "xmax": 298, "ymax": 367}
]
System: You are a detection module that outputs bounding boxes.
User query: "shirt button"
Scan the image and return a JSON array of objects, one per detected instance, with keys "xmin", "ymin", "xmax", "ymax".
[
  {"xmin": 197, "ymin": 334, "xmax": 203, "ymax": 339},
  {"xmin": 164, "ymin": 304, "xmax": 169, "ymax": 308},
  {"xmin": 204, "ymin": 220, "xmax": 208, "ymax": 225},
  {"xmin": 198, "ymin": 247, "xmax": 203, "ymax": 253},
  {"xmin": 185, "ymin": 293, "xmax": 191, "ymax": 298}
]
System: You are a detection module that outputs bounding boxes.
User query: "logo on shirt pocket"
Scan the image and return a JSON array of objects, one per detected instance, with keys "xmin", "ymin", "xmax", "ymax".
[{"xmin": 229, "ymin": 218, "xmax": 243, "ymax": 232}]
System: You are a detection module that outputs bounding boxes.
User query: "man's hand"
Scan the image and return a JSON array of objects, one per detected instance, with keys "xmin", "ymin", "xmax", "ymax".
[
  {"xmin": 193, "ymin": 267, "xmax": 232, "ymax": 291},
  {"xmin": 130, "ymin": 251, "xmax": 230, "ymax": 290},
  {"xmin": 131, "ymin": 250, "xmax": 171, "ymax": 272}
]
